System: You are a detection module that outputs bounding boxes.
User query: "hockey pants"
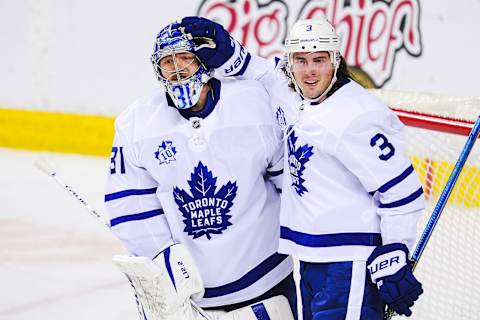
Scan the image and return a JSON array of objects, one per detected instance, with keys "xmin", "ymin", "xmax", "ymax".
[{"xmin": 300, "ymin": 260, "xmax": 384, "ymax": 320}]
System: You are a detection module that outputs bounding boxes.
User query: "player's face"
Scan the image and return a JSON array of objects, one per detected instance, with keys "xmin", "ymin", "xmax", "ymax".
[
  {"xmin": 159, "ymin": 52, "xmax": 200, "ymax": 82},
  {"xmin": 291, "ymin": 51, "xmax": 334, "ymax": 100}
]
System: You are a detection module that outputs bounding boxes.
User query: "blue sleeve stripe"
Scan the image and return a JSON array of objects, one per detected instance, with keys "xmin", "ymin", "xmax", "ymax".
[
  {"xmin": 110, "ymin": 209, "xmax": 164, "ymax": 227},
  {"xmin": 203, "ymin": 253, "xmax": 289, "ymax": 298},
  {"xmin": 251, "ymin": 303, "xmax": 271, "ymax": 320},
  {"xmin": 379, "ymin": 187, "xmax": 424, "ymax": 208},
  {"xmin": 280, "ymin": 227, "xmax": 382, "ymax": 247},
  {"xmin": 105, "ymin": 187, "xmax": 157, "ymax": 202},
  {"xmin": 231, "ymin": 52, "xmax": 252, "ymax": 77},
  {"xmin": 266, "ymin": 169, "xmax": 283, "ymax": 177},
  {"xmin": 377, "ymin": 165, "xmax": 414, "ymax": 193}
]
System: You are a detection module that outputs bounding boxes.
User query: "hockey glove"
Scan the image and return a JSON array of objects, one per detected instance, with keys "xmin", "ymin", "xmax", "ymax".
[
  {"xmin": 180, "ymin": 16, "xmax": 249, "ymax": 76},
  {"xmin": 113, "ymin": 244, "xmax": 206, "ymax": 320},
  {"xmin": 180, "ymin": 16, "xmax": 234, "ymax": 68},
  {"xmin": 367, "ymin": 243, "xmax": 423, "ymax": 317}
]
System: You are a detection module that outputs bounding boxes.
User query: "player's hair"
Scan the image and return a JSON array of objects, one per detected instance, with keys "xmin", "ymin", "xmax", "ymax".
[{"xmin": 330, "ymin": 56, "xmax": 356, "ymax": 91}]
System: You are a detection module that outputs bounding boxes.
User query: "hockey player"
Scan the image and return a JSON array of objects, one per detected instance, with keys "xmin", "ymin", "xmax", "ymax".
[
  {"xmin": 179, "ymin": 17, "xmax": 425, "ymax": 319},
  {"xmin": 104, "ymin": 22, "xmax": 297, "ymax": 320}
]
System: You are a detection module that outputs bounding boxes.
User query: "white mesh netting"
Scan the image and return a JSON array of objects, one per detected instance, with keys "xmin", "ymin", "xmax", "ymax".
[{"xmin": 372, "ymin": 90, "xmax": 480, "ymax": 320}]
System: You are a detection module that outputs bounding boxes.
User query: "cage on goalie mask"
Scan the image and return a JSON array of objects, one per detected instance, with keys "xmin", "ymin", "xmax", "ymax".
[
  {"xmin": 284, "ymin": 18, "xmax": 341, "ymax": 102},
  {"xmin": 151, "ymin": 22, "xmax": 212, "ymax": 110}
]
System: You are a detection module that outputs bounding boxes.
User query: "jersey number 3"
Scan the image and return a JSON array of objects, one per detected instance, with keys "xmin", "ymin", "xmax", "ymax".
[{"xmin": 370, "ymin": 133, "xmax": 395, "ymax": 161}]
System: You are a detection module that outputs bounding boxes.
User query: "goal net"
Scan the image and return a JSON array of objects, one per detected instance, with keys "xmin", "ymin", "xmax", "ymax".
[{"xmin": 372, "ymin": 90, "xmax": 480, "ymax": 319}]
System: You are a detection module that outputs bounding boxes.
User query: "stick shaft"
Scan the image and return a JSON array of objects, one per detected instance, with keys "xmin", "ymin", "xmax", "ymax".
[
  {"xmin": 35, "ymin": 159, "xmax": 110, "ymax": 227},
  {"xmin": 384, "ymin": 116, "xmax": 480, "ymax": 320},
  {"xmin": 35, "ymin": 159, "xmax": 212, "ymax": 320}
]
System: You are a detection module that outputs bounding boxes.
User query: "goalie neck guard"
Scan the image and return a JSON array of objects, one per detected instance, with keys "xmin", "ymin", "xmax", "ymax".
[
  {"xmin": 284, "ymin": 18, "xmax": 341, "ymax": 103},
  {"xmin": 151, "ymin": 22, "xmax": 212, "ymax": 110}
]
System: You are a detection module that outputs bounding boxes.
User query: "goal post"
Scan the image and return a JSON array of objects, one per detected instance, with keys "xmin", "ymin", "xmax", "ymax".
[{"xmin": 371, "ymin": 90, "xmax": 480, "ymax": 319}]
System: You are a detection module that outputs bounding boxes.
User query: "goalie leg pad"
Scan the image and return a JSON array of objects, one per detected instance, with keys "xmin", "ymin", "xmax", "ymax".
[
  {"xmin": 113, "ymin": 243, "xmax": 206, "ymax": 320},
  {"xmin": 207, "ymin": 295, "xmax": 295, "ymax": 320}
]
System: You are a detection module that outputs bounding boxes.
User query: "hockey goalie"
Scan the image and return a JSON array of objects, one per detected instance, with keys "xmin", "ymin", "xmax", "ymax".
[{"xmin": 104, "ymin": 18, "xmax": 297, "ymax": 320}]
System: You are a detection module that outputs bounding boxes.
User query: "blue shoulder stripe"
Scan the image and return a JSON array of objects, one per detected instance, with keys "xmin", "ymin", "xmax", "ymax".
[
  {"xmin": 280, "ymin": 227, "xmax": 382, "ymax": 247},
  {"xmin": 203, "ymin": 253, "xmax": 289, "ymax": 298},
  {"xmin": 379, "ymin": 187, "xmax": 424, "ymax": 208},
  {"xmin": 377, "ymin": 165, "xmax": 414, "ymax": 193},
  {"xmin": 110, "ymin": 209, "xmax": 164, "ymax": 227},
  {"xmin": 105, "ymin": 187, "xmax": 157, "ymax": 202}
]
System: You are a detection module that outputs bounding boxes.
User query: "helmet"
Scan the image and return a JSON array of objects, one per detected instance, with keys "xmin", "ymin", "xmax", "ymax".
[
  {"xmin": 284, "ymin": 18, "xmax": 341, "ymax": 102},
  {"xmin": 151, "ymin": 22, "xmax": 212, "ymax": 110},
  {"xmin": 285, "ymin": 18, "xmax": 340, "ymax": 54}
]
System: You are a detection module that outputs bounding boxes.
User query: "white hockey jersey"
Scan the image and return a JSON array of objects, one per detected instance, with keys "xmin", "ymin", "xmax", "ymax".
[
  {"xmin": 238, "ymin": 56, "xmax": 425, "ymax": 263},
  {"xmin": 104, "ymin": 78, "xmax": 292, "ymax": 307}
]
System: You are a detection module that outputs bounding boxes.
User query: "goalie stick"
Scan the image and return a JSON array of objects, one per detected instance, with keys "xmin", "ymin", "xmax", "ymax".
[
  {"xmin": 35, "ymin": 159, "xmax": 110, "ymax": 227},
  {"xmin": 384, "ymin": 115, "xmax": 480, "ymax": 320},
  {"xmin": 34, "ymin": 159, "xmax": 214, "ymax": 320}
]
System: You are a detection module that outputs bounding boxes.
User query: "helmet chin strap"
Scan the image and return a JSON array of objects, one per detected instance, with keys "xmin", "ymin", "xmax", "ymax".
[{"xmin": 302, "ymin": 72, "xmax": 338, "ymax": 103}]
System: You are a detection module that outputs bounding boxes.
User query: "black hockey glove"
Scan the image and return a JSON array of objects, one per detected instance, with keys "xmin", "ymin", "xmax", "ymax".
[{"xmin": 367, "ymin": 243, "xmax": 423, "ymax": 317}]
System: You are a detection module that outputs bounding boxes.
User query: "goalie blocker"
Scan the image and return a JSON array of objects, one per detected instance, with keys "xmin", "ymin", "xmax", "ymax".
[{"xmin": 113, "ymin": 243, "xmax": 295, "ymax": 320}]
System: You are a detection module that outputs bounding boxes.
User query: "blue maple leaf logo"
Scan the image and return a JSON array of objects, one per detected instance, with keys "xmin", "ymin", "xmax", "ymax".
[
  {"xmin": 275, "ymin": 106, "xmax": 287, "ymax": 130},
  {"xmin": 173, "ymin": 161, "xmax": 237, "ymax": 240},
  {"xmin": 287, "ymin": 129, "xmax": 314, "ymax": 196}
]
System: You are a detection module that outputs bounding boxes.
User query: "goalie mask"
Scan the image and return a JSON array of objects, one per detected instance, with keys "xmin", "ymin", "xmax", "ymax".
[
  {"xmin": 151, "ymin": 23, "xmax": 212, "ymax": 110},
  {"xmin": 284, "ymin": 18, "xmax": 341, "ymax": 102}
]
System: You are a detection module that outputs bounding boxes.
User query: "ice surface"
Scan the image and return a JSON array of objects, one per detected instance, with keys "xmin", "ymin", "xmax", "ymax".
[{"xmin": 0, "ymin": 148, "xmax": 138, "ymax": 320}]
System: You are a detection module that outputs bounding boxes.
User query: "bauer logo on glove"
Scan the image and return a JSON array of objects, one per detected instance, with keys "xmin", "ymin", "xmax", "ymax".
[
  {"xmin": 368, "ymin": 247, "xmax": 407, "ymax": 282},
  {"xmin": 367, "ymin": 243, "xmax": 423, "ymax": 317}
]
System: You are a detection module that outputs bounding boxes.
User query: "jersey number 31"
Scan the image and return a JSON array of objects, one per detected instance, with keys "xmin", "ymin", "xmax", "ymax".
[{"xmin": 110, "ymin": 146, "xmax": 126, "ymax": 174}]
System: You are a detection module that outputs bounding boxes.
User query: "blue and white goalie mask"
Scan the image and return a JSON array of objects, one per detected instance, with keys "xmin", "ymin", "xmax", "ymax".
[{"xmin": 151, "ymin": 23, "xmax": 212, "ymax": 110}]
